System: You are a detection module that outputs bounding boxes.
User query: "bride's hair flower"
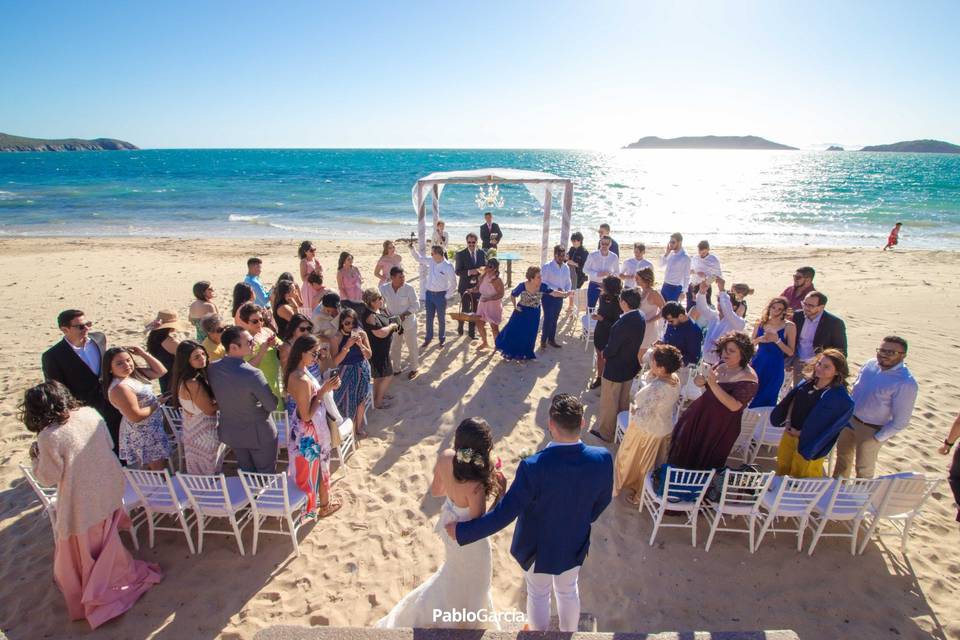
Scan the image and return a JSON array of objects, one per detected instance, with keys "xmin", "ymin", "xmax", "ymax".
[{"xmin": 455, "ymin": 447, "xmax": 485, "ymax": 467}]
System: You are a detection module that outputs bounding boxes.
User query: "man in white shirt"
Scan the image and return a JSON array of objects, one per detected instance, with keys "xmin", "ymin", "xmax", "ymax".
[
  {"xmin": 696, "ymin": 278, "xmax": 746, "ymax": 364},
  {"xmin": 540, "ymin": 245, "xmax": 572, "ymax": 349},
  {"xmin": 410, "ymin": 244, "xmax": 458, "ymax": 348},
  {"xmin": 686, "ymin": 240, "xmax": 722, "ymax": 310},
  {"xmin": 834, "ymin": 336, "xmax": 919, "ymax": 479},
  {"xmin": 379, "ymin": 266, "xmax": 421, "ymax": 379},
  {"xmin": 658, "ymin": 232, "xmax": 690, "ymax": 303},
  {"xmin": 583, "ymin": 236, "xmax": 619, "ymax": 308},
  {"xmin": 620, "ymin": 242, "xmax": 653, "ymax": 290}
]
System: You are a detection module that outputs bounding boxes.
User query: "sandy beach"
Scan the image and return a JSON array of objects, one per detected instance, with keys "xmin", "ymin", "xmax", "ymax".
[{"xmin": 1, "ymin": 237, "xmax": 958, "ymax": 639}]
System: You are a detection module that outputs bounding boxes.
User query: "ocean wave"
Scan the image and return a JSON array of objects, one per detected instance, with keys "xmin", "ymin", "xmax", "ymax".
[{"xmin": 0, "ymin": 190, "xmax": 20, "ymax": 200}]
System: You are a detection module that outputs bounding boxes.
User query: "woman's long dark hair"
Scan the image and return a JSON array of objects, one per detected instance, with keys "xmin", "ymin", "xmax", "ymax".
[
  {"xmin": 232, "ymin": 282, "xmax": 255, "ymax": 318},
  {"xmin": 19, "ymin": 380, "xmax": 79, "ymax": 433},
  {"xmin": 169, "ymin": 340, "xmax": 214, "ymax": 410},
  {"xmin": 283, "ymin": 334, "xmax": 320, "ymax": 390},
  {"xmin": 101, "ymin": 347, "xmax": 149, "ymax": 396},
  {"xmin": 452, "ymin": 417, "xmax": 502, "ymax": 501},
  {"xmin": 338, "ymin": 251, "xmax": 352, "ymax": 272},
  {"xmin": 272, "ymin": 280, "xmax": 297, "ymax": 327},
  {"xmin": 281, "ymin": 312, "xmax": 313, "ymax": 342}
]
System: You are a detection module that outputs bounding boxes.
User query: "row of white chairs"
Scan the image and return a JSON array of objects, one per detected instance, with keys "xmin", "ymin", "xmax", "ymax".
[
  {"xmin": 158, "ymin": 406, "xmax": 356, "ymax": 475},
  {"xmin": 641, "ymin": 466, "xmax": 940, "ymax": 555}
]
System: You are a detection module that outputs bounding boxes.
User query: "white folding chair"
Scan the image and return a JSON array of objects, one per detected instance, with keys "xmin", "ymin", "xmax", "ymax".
[
  {"xmin": 857, "ymin": 475, "xmax": 941, "ymax": 555},
  {"xmin": 754, "ymin": 476, "xmax": 832, "ymax": 552},
  {"xmin": 641, "ymin": 467, "xmax": 715, "ymax": 546},
  {"xmin": 178, "ymin": 473, "xmax": 252, "ymax": 555},
  {"xmin": 728, "ymin": 410, "xmax": 761, "ymax": 465},
  {"xmin": 19, "ymin": 464, "xmax": 58, "ymax": 532},
  {"xmin": 124, "ymin": 468, "xmax": 197, "ymax": 554},
  {"xmin": 678, "ymin": 365, "xmax": 703, "ymax": 408},
  {"xmin": 749, "ymin": 408, "xmax": 783, "ymax": 465},
  {"xmin": 615, "ymin": 411, "xmax": 630, "ymax": 445},
  {"xmin": 703, "ymin": 470, "xmax": 775, "ymax": 552},
  {"xmin": 159, "ymin": 405, "xmax": 185, "ymax": 472},
  {"xmin": 807, "ymin": 478, "xmax": 882, "ymax": 556},
  {"xmin": 271, "ymin": 410, "xmax": 290, "ymax": 466},
  {"xmin": 330, "ymin": 418, "xmax": 356, "ymax": 470},
  {"xmin": 582, "ymin": 306, "xmax": 597, "ymax": 349},
  {"xmin": 239, "ymin": 471, "xmax": 309, "ymax": 556}
]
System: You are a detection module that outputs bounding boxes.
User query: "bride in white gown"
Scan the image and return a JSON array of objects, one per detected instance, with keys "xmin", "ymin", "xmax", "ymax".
[{"xmin": 377, "ymin": 418, "xmax": 505, "ymax": 629}]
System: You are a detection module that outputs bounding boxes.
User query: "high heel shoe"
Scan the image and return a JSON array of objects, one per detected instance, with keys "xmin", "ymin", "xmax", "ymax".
[{"xmin": 589, "ymin": 377, "xmax": 602, "ymax": 390}]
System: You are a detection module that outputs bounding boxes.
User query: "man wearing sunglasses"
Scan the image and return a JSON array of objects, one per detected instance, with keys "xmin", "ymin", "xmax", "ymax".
[
  {"xmin": 781, "ymin": 266, "xmax": 816, "ymax": 313},
  {"xmin": 834, "ymin": 336, "xmax": 918, "ymax": 479},
  {"xmin": 42, "ymin": 309, "xmax": 123, "ymax": 454}
]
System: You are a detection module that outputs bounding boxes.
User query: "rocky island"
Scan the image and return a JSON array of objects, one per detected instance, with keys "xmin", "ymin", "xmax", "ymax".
[
  {"xmin": 827, "ymin": 145, "xmax": 844, "ymax": 151},
  {"xmin": 624, "ymin": 135, "xmax": 797, "ymax": 150},
  {"xmin": 0, "ymin": 132, "xmax": 138, "ymax": 152},
  {"xmin": 859, "ymin": 139, "xmax": 960, "ymax": 154}
]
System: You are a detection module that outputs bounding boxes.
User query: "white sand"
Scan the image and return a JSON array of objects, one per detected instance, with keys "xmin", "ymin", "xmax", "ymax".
[{"xmin": 0, "ymin": 238, "xmax": 957, "ymax": 639}]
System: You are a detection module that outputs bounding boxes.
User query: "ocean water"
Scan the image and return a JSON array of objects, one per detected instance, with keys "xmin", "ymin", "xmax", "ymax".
[{"xmin": 1, "ymin": 148, "xmax": 959, "ymax": 248}]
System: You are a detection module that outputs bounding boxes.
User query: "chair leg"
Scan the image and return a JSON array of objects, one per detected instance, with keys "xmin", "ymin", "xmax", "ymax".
[
  {"xmin": 649, "ymin": 506, "xmax": 664, "ymax": 546},
  {"xmin": 704, "ymin": 510, "xmax": 720, "ymax": 552},
  {"xmin": 252, "ymin": 515, "xmax": 261, "ymax": 556},
  {"xmin": 179, "ymin": 510, "xmax": 197, "ymax": 554},
  {"xmin": 797, "ymin": 516, "xmax": 807, "ymax": 552},
  {"xmin": 748, "ymin": 515, "xmax": 756, "ymax": 554},
  {"xmin": 691, "ymin": 510, "xmax": 698, "ymax": 547},
  {"xmin": 230, "ymin": 515, "xmax": 245, "ymax": 556},
  {"xmin": 754, "ymin": 513, "xmax": 774, "ymax": 552},
  {"xmin": 287, "ymin": 514, "xmax": 300, "ymax": 557},
  {"xmin": 196, "ymin": 515, "xmax": 206, "ymax": 554},
  {"xmin": 857, "ymin": 516, "xmax": 879, "ymax": 555},
  {"xmin": 807, "ymin": 517, "xmax": 828, "ymax": 557},
  {"xmin": 901, "ymin": 516, "xmax": 913, "ymax": 553},
  {"xmin": 147, "ymin": 513, "xmax": 157, "ymax": 549}
]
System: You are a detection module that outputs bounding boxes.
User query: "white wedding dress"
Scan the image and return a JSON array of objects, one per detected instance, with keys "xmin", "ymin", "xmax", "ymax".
[{"xmin": 376, "ymin": 497, "xmax": 500, "ymax": 629}]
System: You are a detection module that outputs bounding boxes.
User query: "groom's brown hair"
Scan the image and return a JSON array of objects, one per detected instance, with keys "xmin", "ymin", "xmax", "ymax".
[{"xmin": 549, "ymin": 394, "xmax": 583, "ymax": 433}]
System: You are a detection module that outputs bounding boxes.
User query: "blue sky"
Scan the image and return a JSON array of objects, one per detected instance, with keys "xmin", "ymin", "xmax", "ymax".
[{"xmin": 2, "ymin": 0, "xmax": 958, "ymax": 149}]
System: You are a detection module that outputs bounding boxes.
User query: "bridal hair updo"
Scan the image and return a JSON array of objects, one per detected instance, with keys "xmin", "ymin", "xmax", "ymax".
[{"xmin": 452, "ymin": 417, "xmax": 501, "ymax": 500}]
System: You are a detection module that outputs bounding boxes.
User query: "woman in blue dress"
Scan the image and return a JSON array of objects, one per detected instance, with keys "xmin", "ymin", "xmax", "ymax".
[
  {"xmin": 748, "ymin": 296, "xmax": 796, "ymax": 407},
  {"xmin": 495, "ymin": 266, "xmax": 570, "ymax": 361}
]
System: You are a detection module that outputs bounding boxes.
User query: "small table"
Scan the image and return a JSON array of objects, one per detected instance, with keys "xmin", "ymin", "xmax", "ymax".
[{"xmin": 493, "ymin": 251, "xmax": 522, "ymax": 287}]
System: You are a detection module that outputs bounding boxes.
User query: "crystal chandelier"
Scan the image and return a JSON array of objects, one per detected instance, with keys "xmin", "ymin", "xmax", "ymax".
[{"xmin": 475, "ymin": 183, "xmax": 504, "ymax": 209}]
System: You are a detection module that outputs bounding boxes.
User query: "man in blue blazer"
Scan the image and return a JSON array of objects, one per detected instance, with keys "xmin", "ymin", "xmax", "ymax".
[
  {"xmin": 446, "ymin": 394, "xmax": 613, "ymax": 632},
  {"xmin": 592, "ymin": 288, "xmax": 645, "ymax": 442}
]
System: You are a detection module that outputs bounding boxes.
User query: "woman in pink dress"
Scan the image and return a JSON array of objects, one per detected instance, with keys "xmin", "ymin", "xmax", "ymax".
[
  {"xmin": 337, "ymin": 251, "xmax": 364, "ymax": 302},
  {"xmin": 374, "ymin": 240, "xmax": 403, "ymax": 285},
  {"xmin": 474, "ymin": 258, "xmax": 505, "ymax": 350},
  {"xmin": 22, "ymin": 381, "xmax": 162, "ymax": 629},
  {"xmin": 298, "ymin": 241, "xmax": 323, "ymax": 313}
]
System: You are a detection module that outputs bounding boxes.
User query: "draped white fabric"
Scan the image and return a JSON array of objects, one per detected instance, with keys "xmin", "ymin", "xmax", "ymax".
[{"xmin": 411, "ymin": 168, "xmax": 574, "ymax": 295}]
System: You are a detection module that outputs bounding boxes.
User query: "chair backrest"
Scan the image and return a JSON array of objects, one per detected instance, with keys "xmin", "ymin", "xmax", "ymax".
[
  {"xmin": 337, "ymin": 418, "xmax": 354, "ymax": 440},
  {"xmin": 769, "ymin": 477, "xmax": 832, "ymax": 513},
  {"xmin": 19, "ymin": 463, "xmax": 57, "ymax": 512},
  {"xmin": 679, "ymin": 366, "xmax": 703, "ymax": 405},
  {"xmin": 271, "ymin": 410, "xmax": 290, "ymax": 444},
  {"xmin": 160, "ymin": 404, "xmax": 184, "ymax": 430},
  {"xmin": 746, "ymin": 406, "xmax": 775, "ymax": 437},
  {"xmin": 717, "ymin": 470, "xmax": 774, "ymax": 511},
  {"xmin": 664, "ymin": 467, "xmax": 715, "ymax": 504},
  {"xmin": 871, "ymin": 476, "xmax": 940, "ymax": 518},
  {"xmin": 124, "ymin": 468, "xmax": 181, "ymax": 509},
  {"xmin": 821, "ymin": 478, "xmax": 883, "ymax": 517},
  {"xmin": 178, "ymin": 473, "xmax": 233, "ymax": 512},
  {"xmin": 239, "ymin": 470, "xmax": 291, "ymax": 513}
]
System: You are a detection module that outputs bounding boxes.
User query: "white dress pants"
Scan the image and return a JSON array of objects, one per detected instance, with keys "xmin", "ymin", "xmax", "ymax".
[{"xmin": 524, "ymin": 564, "xmax": 580, "ymax": 632}]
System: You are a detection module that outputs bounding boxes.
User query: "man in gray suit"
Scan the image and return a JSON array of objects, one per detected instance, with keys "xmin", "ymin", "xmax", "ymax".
[{"xmin": 207, "ymin": 325, "xmax": 279, "ymax": 473}]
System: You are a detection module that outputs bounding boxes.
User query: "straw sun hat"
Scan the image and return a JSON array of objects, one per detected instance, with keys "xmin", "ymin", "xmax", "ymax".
[{"xmin": 144, "ymin": 309, "xmax": 189, "ymax": 333}]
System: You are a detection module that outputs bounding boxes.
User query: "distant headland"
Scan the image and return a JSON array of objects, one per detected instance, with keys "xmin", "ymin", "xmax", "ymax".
[
  {"xmin": 624, "ymin": 135, "xmax": 798, "ymax": 150},
  {"xmin": 859, "ymin": 139, "xmax": 960, "ymax": 154},
  {"xmin": 0, "ymin": 132, "xmax": 138, "ymax": 152}
]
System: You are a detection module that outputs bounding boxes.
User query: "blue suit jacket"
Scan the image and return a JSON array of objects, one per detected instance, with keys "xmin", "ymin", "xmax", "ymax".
[
  {"xmin": 455, "ymin": 442, "xmax": 613, "ymax": 575},
  {"xmin": 771, "ymin": 380, "xmax": 855, "ymax": 460}
]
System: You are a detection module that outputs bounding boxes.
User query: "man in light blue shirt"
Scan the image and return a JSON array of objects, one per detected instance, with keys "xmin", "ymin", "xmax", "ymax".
[
  {"xmin": 244, "ymin": 257, "xmax": 271, "ymax": 308},
  {"xmin": 540, "ymin": 245, "xmax": 572, "ymax": 349},
  {"xmin": 834, "ymin": 336, "xmax": 919, "ymax": 478}
]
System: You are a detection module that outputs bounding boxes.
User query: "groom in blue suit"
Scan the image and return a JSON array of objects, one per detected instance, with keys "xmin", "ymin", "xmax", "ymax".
[{"xmin": 446, "ymin": 394, "xmax": 613, "ymax": 632}]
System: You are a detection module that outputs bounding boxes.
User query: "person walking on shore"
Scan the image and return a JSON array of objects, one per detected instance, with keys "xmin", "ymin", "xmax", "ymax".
[{"xmin": 883, "ymin": 222, "xmax": 903, "ymax": 251}]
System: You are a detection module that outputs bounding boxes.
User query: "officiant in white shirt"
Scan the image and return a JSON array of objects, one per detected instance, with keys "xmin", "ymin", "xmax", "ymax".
[
  {"xmin": 541, "ymin": 245, "xmax": 572, "ymax": 349},
  {"xmin": 686, "ymin": 239, "xmax": 722, "ymax": 310},
  {"xmin": 379, "ymin": 266, "xmax": 421, "ymax": 379}
]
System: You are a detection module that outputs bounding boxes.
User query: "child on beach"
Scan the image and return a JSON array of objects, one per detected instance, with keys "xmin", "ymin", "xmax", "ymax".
[{"xmin": 884, "ymin": 222, "xmax": 902, "ymax": 250}]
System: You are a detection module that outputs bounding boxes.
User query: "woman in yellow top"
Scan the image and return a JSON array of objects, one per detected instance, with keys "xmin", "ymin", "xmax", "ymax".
[
  {"xmin": 200, "ymin": 313, "xmax": 226, "ymax": 362},
  {"xmin": 236, "ymin": 301, "xmax": 284, "ymax": 402}
]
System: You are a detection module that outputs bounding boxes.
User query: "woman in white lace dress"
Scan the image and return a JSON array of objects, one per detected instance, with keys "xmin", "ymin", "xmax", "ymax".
[
  {"xmin": 377, "ymin": 417, "xmax": 505, "ymax": 629},
  {"xmin": 103, "ymin": 346, "xmax": 172, "ymax": 470},
  {"xmin": 636, "ymin": 267, "xmax": 665, "ymax": 363},
  {"xmin": 614, "ymin": 344, "xmax": 683, "ymax": 505},
  {"xmin": 171, "ymin": 340, "xmax": 221, "ymax": 474}
]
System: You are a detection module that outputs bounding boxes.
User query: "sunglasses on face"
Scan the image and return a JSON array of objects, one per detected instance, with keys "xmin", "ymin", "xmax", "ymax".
[
  {"xmin": 311, "ymin": 349, "xmax": 322, "ymax": 358},
  {"xmin": 246, "ymin": 339, "xmax": 255, "ymax": 347},
  {"xmin": 210, "ymin": 327, "xmax": 225, "ymax": 334},
  {"xmin": 248, "ymin": 318, "xmax": 263, "ymax": 324},
  {"xmin": 342, "ymin": 321, "xmax": 354, "ymax": 327},
  {"xmin": 296, "ymin": 325, "xmax": 311, "ymax": 333},
  {"xmin": 467, "ymin": 241, "xmax": 477, "ymax": 245},
  {"xmin": 70, "ymin": 321, "xmax": 94, "ymax": 329},
  {"xmin": 876, "ymin": 348, "xmax": 905, "ymax": 357}
]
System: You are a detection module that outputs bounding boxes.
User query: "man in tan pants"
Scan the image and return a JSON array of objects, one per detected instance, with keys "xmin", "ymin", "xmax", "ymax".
[
  {"xmin": 834, "ymin": 336, "xmax": 918, "ymax": 478},
  {"xmin": 589, "ymin": 288, "xmax": 645, "ymax": 442}
]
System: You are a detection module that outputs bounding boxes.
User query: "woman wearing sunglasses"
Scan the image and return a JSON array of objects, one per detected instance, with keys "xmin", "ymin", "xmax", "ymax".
[
  {"xmin": 200, "ymin": 313, "xmax": 226, "ymax": 362},
  {"xmin": 329, "ymin": 308, "xmax": 373, "ymax": 439},
  {"xmin": 236, "ymin": 302, "xmax": 282, "ymax": 402}
]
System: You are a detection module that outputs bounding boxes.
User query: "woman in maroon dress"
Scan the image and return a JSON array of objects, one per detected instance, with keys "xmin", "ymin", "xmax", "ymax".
[{"xmin": 668, "ymin": 331, "xmax": 758, "ymax": 470}]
